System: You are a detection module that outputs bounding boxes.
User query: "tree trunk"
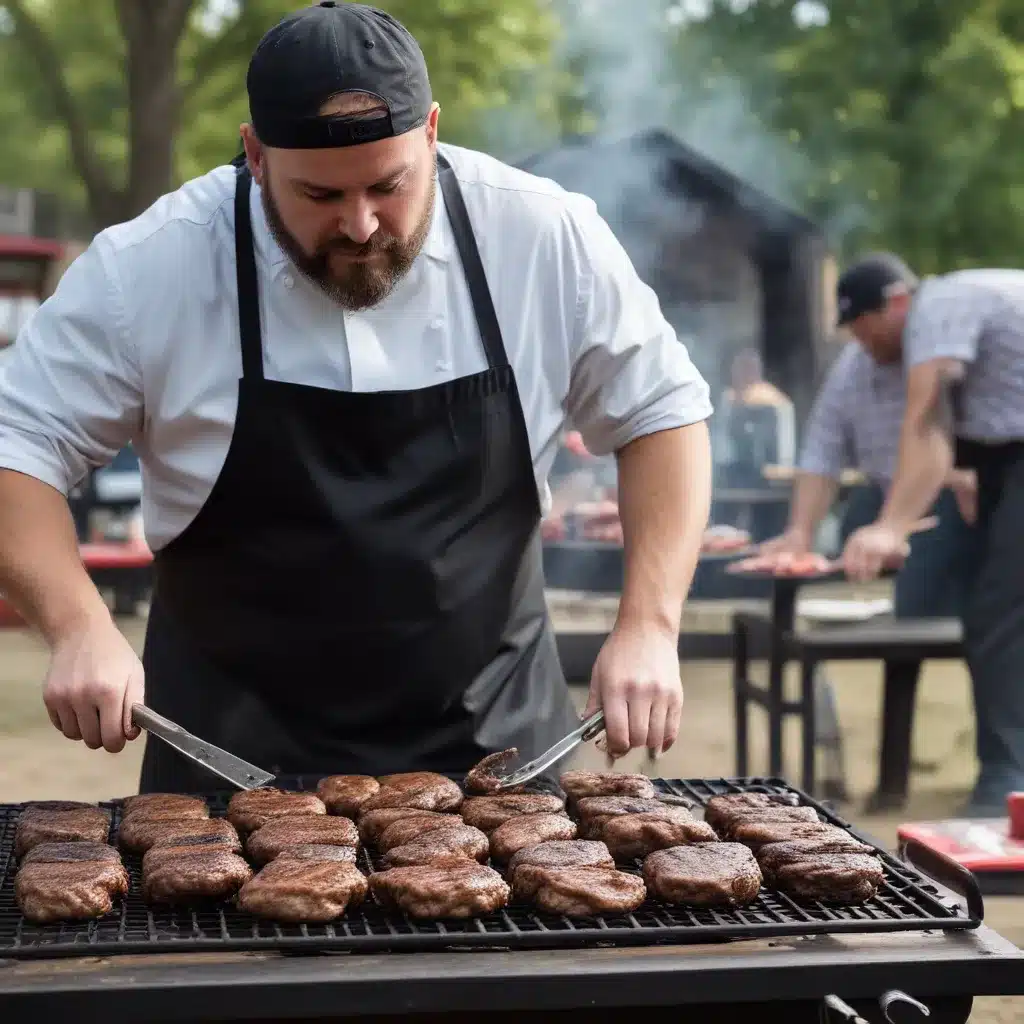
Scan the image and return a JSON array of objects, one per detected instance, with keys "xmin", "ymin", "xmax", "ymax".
[{"xmin": 114, "ymin": 0, "xmax": 197, "ymax": 225}]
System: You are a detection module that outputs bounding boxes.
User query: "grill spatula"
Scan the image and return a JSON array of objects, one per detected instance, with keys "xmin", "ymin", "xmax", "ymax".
[{"xmin": 131, "ymin": 703, "xmax": 276, "ymax": 791}]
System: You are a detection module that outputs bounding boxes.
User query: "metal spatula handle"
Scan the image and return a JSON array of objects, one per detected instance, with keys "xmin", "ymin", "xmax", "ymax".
[
  {"xmin": 131, "ymin": 703, "xmax": 276, "ymax": 791},
  {"xmin": 493, "ymin": 710, "xmax": 606, "ymax": 790}
]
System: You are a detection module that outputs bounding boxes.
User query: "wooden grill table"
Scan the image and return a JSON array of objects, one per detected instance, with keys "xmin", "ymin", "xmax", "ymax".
[{"xmin": 731, "ymin": 567, "xmax": 964, "ymax": 803}]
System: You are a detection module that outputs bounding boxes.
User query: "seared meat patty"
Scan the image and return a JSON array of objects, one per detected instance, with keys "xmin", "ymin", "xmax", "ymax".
[
  {"xmin": 370, "ymin": 863, "xmax": 509, "ymax": 918},
  {"xmin": 247, "ymin": 815, "xmax": 359, "ymax": 864},
  {"xmin": 460, "ymin": 794, "xmax": 566, "ymax": 833},
  {"xmin": 15, "ymin": 807, "xmax": 111, "ymax": 857},
  {"xmin": 363, "ymin": 772, "xmax": 463, "ymax": 813},
  {"xmin": 119, "ymin": 816, "xmax": 241, "ymax": 854},
  {"xmin": 19, "ymin": 800, "xmax": 100, "ymax": 816},
  {"xmin": 489, "ymin": 813, "xmax": 577, "ymax": 863},
  {"xmin": 772, "ymin": 854, "xmax": 884, "ymax": 903},
  {"xmin": 703, "ymin": 793, "xmax": 799, "ymax": 833},
  {"xmin": 380, "ymin": 823, "xmax": 489, "ymax": 868},
  {"xmin": 574, "ymin": 797, "xmax": 683, "ymax": 838},
  {"xmin": 508, "ymin": 839, "xmax": 614, "ymax": 875},
  {"xmin": 121, "ymin": 794, "xmax": 209, "ymax": 819},
  {"xmin": 20, "ymin": 841, "xmax": 120, "ymax": 866},
  {"xmin": 239, "ymin": 859, "xmax": 368, "ymax": 923},
  {"xmin": 143, "ymin": 847, "xmax": 253, "ymax": 904},
  {"xmin": 597, "ymin": 810, "xmax": 719, "ymax": 860},
  {"xmin": 464, "ymin": 749, "xmax": 520, "ymax": 794},
  {"xmin": 757, "ymin": 837, "xmax": 875, "ymax": 879},
  {"xmin": 15, "ymin": 860, "xmax": 129, "ymax": 923},
  {"xmin": 226, "ymin": 789, "xmax": 326, "ymax": 833},
  {"xmin": 316, "ymin": 775, "xmax": 380, "ymax": 817},
  {"xmin": 377, "ymin": 814, "xmax": 464, "ymax": 852},
  {"xmin": 730, "ymin": 821, "xmax": 850, "ymax": 853},
  {"xmin": 512, "ymin": 865, "xmax": 646, "ymax": 917},
  {"xmin": 275, "ymin": 844, "xmax": 358, "ymax": 864},
  {"xmin": 643, "ymin": 843, "xmax": 762, "ymax": 907},
  {"xmin": 559, "ymin": 771, "xmax": 655, "ymax": 804},
  {"xmin": 358, "ymin": 808, "xmax": 458, "ymax": 846},
  {"xmin": 713, "ymin": 805, "xmax": 820, "ymax": 839}
]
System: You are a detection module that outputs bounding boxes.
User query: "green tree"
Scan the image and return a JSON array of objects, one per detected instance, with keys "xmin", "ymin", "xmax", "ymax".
[
  {"xmin": 0, "ymin": 0, "xmax": 560, "ymax": 231},
  {"xmin": 688, "ymin": 0, "xmax": 1024, "ymax": 270}
]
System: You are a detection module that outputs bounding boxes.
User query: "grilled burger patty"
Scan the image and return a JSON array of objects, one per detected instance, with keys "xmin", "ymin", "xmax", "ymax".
[
  {"xmin": 559, "ymin": 771, "xmax": 656, "ymax": 803},
  {"xmin": 460, "ymin": 794, "xmax": 567, "ymax": 833},
  {"xmin": 121, "ymin": 794, "xmax": 210, "ymax": 820},
  {"xmin": 464, "ymin": 749, "xmax": 521, "ymax": 795},
  {"xmin": 507, "ymin": 839, "xmax": 614, "ymax": 874},
  {"xmin": 362, "ymin": 773, "xmax": 463, "ymax": 813},
  {"xmin": 643, "ymin": 843, "xmax": 762, "ymax": 907},
  {"xmin": 142, "ymin": 847, "xmax": 253, "ymax": 904},
  {"xmin": 488, "ymin": 813, "xmax": 578, "ymax": 863},
  {"xmin": 596, "ymin": 810, "xmax": 719, "ymax": 860},
  {"xmin": 512, "ymin": 864, "xmax": 647, "ymax": 917},
  {"xmin": 377, "ymin": 814, "xmax": 464, "ymax": 852},
  {"xmin": 702, "ymin": 793, "xmax": 799, "ymax": 833},
  {"xmin": 358, "ymin": 808, "xmax": 460, "ymax": 846},
  {"xmin": 315, "ymin": 775, "xmax": 381, "ymax": 818},
  {"xmin": 771, "ymin": 854, "xmax": 884, "ymax": 903},
  {"xmin": 239, "ymin": 859, "xmax": 369, "ymax": 923},
  {"xmin": 15, "ymin": 859, "xmax": 129, "ymax": 923},
  {"xmin": 226, "ymin": 789, "xmax": 327, "ymax": 833},
  {"xmin": 20, "ymin": 841, "xmax": 120, "ymax": 866},
  {"xmin": 713, "ymin": 805, "xmax": 821, "ymax": 839},
  {"xmin": 379, "ymin": 823, "xmax": 490, "ymax": 868},
  {"xmin": 119, "ymin": 816, "xmax": 241, "ymax": 854},
  {"xmin": 15, "ymin": 807, "xmax": 111, "ymax": 857},
  {"xmin": 369, "ymin": 863, "xmax": 510, "ymax": 918},
  {"xmin": 246, "ymin": 815, "xmax": 359, "ymax": 864},
  {"xmin": 729, "ymin": 821, "xmax": 850, "ymax": 853}
]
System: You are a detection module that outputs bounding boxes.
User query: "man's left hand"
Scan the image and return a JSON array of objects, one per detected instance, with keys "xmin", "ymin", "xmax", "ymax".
[
  {"xmin": 842, "ymin": 521, "xmax": 910, "ymax": 583},
  {"xmin": 584, "ymin": 622, "xmax": 683, "ymax": 759}
]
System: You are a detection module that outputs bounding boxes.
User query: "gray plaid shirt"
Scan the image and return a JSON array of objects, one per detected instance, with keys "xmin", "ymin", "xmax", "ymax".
[
  {"xmin": 904, "ymin": 269, "xmax": 1024, "ymax": 442},
  {"xmin": 798, "ymin": 343, "xmax": 904, "ymax": 486}
]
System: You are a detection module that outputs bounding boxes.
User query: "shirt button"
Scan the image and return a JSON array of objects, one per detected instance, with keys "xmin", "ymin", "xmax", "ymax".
[
  {"xmin": 430, "ymin": 317, "xmax": 443, "ymax": 330},
  {"xmin": 282, "ymin": 274, "xmax": 295, "ymax": 289},
  {"xmin": 436, "ymin": 359, "xmax": 448, "ymax": 372}
]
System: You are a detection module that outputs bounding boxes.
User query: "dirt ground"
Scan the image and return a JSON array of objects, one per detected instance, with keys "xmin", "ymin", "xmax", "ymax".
[{"xmin": 0, "ymin": 598, "xmax": 1020, "ymax": 1022}]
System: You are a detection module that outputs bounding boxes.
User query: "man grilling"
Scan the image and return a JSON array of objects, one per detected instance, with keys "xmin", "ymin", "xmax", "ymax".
[
  {"xmin": 841, "ymin": 251, "xmax": 1024, "ymax": 815},
  {"xmin": 762, "ymin": 254, "xmax": 979, "ymax": 622},
  {"xmin": 0, "ymin": 3, "xmax": 712, "ymax": 792}
]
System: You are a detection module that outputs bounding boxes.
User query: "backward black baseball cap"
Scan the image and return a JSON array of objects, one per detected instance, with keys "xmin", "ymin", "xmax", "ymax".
[
  {"xmin": 836, "ymin": 252, "xmax": 919, "ymax": 326},
  {"xmin": 246, "ymin": 2, "xmax": 432, "ymax": 149}
]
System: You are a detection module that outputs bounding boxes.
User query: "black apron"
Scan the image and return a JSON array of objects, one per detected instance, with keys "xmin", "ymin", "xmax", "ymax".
[
  {"xmin": 138, "ymin": 156, "xmax": 576, "ymax": 793},
  {"xmin": 955, "ymin": 437, "xmax": 1024, "ymax": 807}
]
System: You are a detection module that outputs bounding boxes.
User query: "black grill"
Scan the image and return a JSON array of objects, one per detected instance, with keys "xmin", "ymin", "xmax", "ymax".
[{"xmin": 0, "ymin": 777, "xmax": 980, "ymax": 959}]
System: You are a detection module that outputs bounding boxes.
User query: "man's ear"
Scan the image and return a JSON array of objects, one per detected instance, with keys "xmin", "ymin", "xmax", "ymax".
[{"xmin": 239, "ymin": 123, "xmax": 265, "ymax": 185}]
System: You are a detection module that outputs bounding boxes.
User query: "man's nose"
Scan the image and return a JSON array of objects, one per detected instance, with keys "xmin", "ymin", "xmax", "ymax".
[{"xmin": 337, "ymin": 199, "xmax": 378, "ymax": 245}]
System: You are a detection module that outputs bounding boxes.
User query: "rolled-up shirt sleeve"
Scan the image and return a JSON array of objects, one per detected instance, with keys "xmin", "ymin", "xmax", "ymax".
[
  {"xmin": 797, "ymin": 356, "xmax": 851, "ymax": 480},
  {"xmin": 0, "ymin": 236, "xmax": 142, "ymax": 496},
  {"xmin": 562, "ymin": 198, "xmax": 712, "ymax": 456}
]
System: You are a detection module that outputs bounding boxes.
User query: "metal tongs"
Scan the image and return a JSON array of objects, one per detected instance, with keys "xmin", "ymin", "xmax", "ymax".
[
  {"xmin": 491, "ymin": 710, "xmax": 606, "ymax": 791},
  {"xmin": 131, "ymin": 704, "xmax": 276, "ymax": 791}
]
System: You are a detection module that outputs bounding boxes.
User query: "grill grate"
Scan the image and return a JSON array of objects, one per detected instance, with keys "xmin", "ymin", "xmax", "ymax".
[{"xmin": 0, "ymin": 777, "xmax": 979, "ymax": 958}]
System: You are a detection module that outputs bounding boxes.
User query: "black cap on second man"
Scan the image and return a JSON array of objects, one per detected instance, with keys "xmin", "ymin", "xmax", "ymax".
[
  {"xmin": 836, "ymin": 252, "xmax": 918, "ymax": 326},
  {"xmin": 246, "ymin": 2, "xmax": 431, "ymax": 150}
]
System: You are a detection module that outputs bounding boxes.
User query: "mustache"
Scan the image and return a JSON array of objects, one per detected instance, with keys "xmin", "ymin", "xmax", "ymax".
[{"xmin": 317, "ymin": 234, "xmax": 396, "ymax": 258}]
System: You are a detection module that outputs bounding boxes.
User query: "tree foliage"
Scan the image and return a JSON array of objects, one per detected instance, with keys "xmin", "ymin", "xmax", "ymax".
[{"xmin": 0, "ymin": 0, "xmax": 561, "ymax": 230}]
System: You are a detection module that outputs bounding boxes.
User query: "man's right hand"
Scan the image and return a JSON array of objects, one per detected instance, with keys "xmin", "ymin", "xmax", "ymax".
[
  {"xmin": 758, "ymin": 526, "xmax": 811, "ymax": 556},
  {"xmin": 43, "ymin": 612, "xmax": 145, "ymax": 753}
]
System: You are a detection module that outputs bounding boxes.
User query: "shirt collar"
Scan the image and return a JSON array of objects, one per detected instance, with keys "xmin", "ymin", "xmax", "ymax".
[{"xmin": 248, "ymin": 173, "xmax": 451, "ymax": 280}]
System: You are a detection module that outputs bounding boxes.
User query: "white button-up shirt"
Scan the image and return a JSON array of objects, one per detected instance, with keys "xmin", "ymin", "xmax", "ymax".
[{"xmin": 0, "ymin": 143, "xmax": 711, "ymax": 551}]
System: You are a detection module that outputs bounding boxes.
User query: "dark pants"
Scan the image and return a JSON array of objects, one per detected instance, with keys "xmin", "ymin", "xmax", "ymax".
[
  {"xmin": 838, "ymin": 485, "xmax": 979, "ymax": 618},
  {"xmin": 957, "ymin": 442, "xmax": 1024, "ymax": 808}
]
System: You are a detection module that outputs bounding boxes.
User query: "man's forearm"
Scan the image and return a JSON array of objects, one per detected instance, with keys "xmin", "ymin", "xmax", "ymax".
[
  {"xmin": 879, "ymin": 420, "xmax": 952, "ymax": 532},
  {"xmin": 0, "ymin": 470, "xmax": 111, "ymax": 645},
  {"xmin": 614, "ymin": 422, "xmax": 711, "ymax": 635},
  {"xmin": 788, "ymin": 472, "xmax": 839, "ymax": 538}
]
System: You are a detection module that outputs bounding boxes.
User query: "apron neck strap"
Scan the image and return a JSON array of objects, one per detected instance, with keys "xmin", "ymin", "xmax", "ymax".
[
  {"xmin": 437, "ymin": 152, "xmax": 508, "ymax": 370},
  {"xmin": 233, "ymin": 166, "xmax": 266, "ymax": 381}
]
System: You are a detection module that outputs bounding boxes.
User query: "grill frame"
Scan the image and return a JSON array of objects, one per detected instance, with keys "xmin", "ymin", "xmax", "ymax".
[{"xmin": 0, "ymin": 776, "xmax": 981, "ymax": 959}]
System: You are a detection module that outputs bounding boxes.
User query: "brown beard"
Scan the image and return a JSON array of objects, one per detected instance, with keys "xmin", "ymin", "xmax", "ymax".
[{"xmin": 260, "ymin": 153, "xmax": 436, "ymax": 311}]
